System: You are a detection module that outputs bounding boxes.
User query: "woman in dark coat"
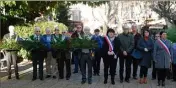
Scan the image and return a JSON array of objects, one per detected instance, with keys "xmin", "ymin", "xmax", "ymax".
[
  {"xmin": 153, "ymin": 31, "xmax": 172, "ymax": 86},
  {"xmin": 137, "ymin": 29, "xmax": 154, "ymax": 84},
  {"xmin": 102, "ymin": 28, "xmax": 119, "ymax": 85}
]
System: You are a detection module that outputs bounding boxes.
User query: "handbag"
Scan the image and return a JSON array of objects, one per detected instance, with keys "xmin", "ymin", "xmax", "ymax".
[{"xmin": 131, "ymin": 49, "xmax": 142, "ymax": 59}]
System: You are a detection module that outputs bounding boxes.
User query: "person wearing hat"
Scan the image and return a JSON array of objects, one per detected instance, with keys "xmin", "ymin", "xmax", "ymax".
[
  {"xmin": 118, "ymin": 23, "xmax": 134, "ymax": 83},
  {"xmin": 102, "ymin": 28, "xmax": 119, "ymax": 85},
  {"xmin": 30, "ymin": 26, "xmax": 45, "ymax": 81},
  {"xmin": 2, "ymin": 25, "xmax": 20, "ymax": 80}
]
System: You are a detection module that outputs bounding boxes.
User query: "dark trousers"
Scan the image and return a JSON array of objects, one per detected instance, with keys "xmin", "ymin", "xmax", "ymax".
[
  {"xmin": 152, "ymin": 61, "xmax": 157, "ymax": 79},
  {"xmin": 80, "ymin": 53, "xmax": 92, "ymax": 81},
  {"xmin": 139, "ymin": 66, "xmax": 148, "ymax": 78},
  {"xmin": 103, "ymin": 55, "xmax": 117, "ymax": 80},
  {"xmin": 119, "ymin": 55, "xmax": 132, "ymax": 80},
  {"xmin": 6, "ymin": 51, "xmax": 19, "ymax": 78},
  {"xmin": 157, "ymin": 68, "xmax": 168, "ymax": 82},
  {"xmin": 59, "ymin": 52, "xmax": 71, "ymax": 78},
  {"xmin": 73, "ymin": 51, "xmax": 81, "ymax": 72},
  {"xmin": 93, "ymin": 50, "xmax": 101, "ymax": 74},
  {"xmin": 172, "ymin": 64, "xmax": 176, "ymax": 80},
  {"xmin": 132, "ymin": 57, "xmax": 140, "ymax": 78},
  {"xmin": 32, "ymin": 51, "xmax": 44, "ymax": 79}
]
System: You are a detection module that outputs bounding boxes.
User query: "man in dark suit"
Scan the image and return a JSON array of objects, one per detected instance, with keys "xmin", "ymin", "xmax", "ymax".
[{"xmin": 30, "ymin": 26, "xmax": 45, "ymax": 81}]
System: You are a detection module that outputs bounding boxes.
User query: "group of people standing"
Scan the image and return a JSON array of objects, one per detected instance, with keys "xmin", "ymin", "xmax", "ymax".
[{"xmin": 2, "ymin": 23, "xmax": 176, "ymax": 86}]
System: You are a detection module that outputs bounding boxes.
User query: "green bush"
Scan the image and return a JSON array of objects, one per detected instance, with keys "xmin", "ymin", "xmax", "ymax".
[
  {"xmin": 15, "ymin": 21, "xmax": 68, "ymax": 38},
  {"xmin": 167, "ymin": 26, "xmax": 176, "ymax": 43},
  {"xmin": 13, "ymin": 21, "xmax": 68, "ymax": 60}
]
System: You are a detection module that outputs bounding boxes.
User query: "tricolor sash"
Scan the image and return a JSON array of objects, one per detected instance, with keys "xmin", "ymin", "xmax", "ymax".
[
  {"xmin": 104, "ymin": 36, "xmax": 113, "ymax": 51},
  {"xmin": 104, "ymin": 36, "xmax": 117, "ymax": 59},
  {"xmin": 157, "ymin": 39, "xmax": 171, "ymax": 56}
]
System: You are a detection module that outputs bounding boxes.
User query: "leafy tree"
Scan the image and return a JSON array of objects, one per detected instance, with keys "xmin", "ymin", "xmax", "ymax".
[{"xmin": 150, "ymin": 1, "xmax": 176, "ymax": 26}]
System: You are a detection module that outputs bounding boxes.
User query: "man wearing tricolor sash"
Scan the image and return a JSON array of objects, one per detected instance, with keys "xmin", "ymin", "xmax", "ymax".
[
  {"xmin": 102, "ymin": 28, "xmax": 119, "ymax": 85},
  {"xmin": 153, "ymin": 31, "xmax": 173, "ymax": 86}
]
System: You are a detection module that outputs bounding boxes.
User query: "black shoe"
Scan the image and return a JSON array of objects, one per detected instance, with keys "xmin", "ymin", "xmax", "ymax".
[
  {"xmin": 81, "ymin": 80, "xmax": 86, "ymax": 84},
  {"xmin": 32, "ymin": 78, "xmax": 37, "ymax": 81},
  {"xmin": 40, "ymin": 78, "xmax": 43, "ymax": 80},
  {"xmin": 120, "ymin": 80, "xmax": 123, "ymax": 83},
  {"xmin": 73, "ymin": 71, "xmax": 78, "ymax": 74},
  {"xmin": 46, "ymin": 75, "xmax": 51, "ymax": 78},
  {"xmin": 111, "ymin": 80, "xmax": 115, "ymax": 85},
  {"xmin": 53, "ymin": 76, "xmax": 56, "ymax": 79},
  {"xmin": 162, "ymin": 81, "xmax": 165, "ymax": 86},
  {"xmin": 97, "ymin": 73, "xmax": 100, "ymax": 76},
  {"xmin": 66, "ymin": 77, "xmax": 70, "ymax": 80},
  {"xmin": 8, "ymin": 76, "xmax": 11, "ymax": 79},
  {"xmin": 88, "ymin": 80, "xmax": 92, "ymax": 84},
  {"xmin": 157, "ymin": 81, "xmax": 160, "ymax": 86},
  {"xmin": 59, "ymin": 77, "xmax": 64, "ymax": 79},
  {"xmin": 104, "ymin": 80, "xmax": 107, "ymax": 84},
  {"xmin": 16, "ymin": 76, "xmax": 20, "ymax": 80},
  {"xmin": 172, "ymin": 79, "xmax": 176, "ymax": 82},
  {"xmin": 125, "ymin": 79, "xmax": 130, "ymax": 83},
  {"xmin": 93, "ymin": 73, "xmax": 96, "ymax": 76}
]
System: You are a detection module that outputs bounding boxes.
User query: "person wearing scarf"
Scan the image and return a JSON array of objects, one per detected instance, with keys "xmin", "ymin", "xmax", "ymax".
[
  {"xmin": 58, "ymin": 30, "xmax": 71, "ymax": 80},
  {"xmin": 50, "ymin": 27, "xmax": 62, "ymax": 79},
  {"xmin": 153, "ymin": 31, "xmax": 173, "ymax": 86},
  {"xmin": 137, "ymin": 29, "xmax": 154, "ymax": 84},
  {"xmin": 102, "ymin": 28, "xmax": 119, "ymax": 85},
  {"xmin": 30, "ymin": 26, "xmax": 44, "ymax": 81},
  {"xmin": 91, "ymin": 29, "xmax": 103, "ymax": 76}
]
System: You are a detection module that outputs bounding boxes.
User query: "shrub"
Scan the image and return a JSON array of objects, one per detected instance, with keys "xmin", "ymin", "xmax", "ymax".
[
  {"xmin": 13, "ymin": 21, "xmax": 68, "ymax": 60},
  {"xmin": 167, "ymin": 25, "xmax": 176, "ymax": 43},
  {"xmin": 15, "ymin": 21, "xmax": 68, "ymax": 38}
]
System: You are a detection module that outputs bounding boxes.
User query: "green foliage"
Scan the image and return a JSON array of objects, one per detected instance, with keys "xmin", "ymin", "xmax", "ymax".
[
  {"xmin": 71, "ymin": 37, "xmax": 98, "ymax": 49},
  {"xmin": 51, "ymin": 41, "xmax": 68, "ymax": 50},
  {"xmin": 19, "ymin": 40, "xmax": 46, "ymax": 51},
  {"xmin": 0, "ymin": 39, "xmax": 21, "ymax": 50},
  {"xmin": 56, "ymin": 2, "xmax": 70, "ymax": 26},
  {"xmin": 167, "ymin": 26, "xmax": 176, "ymax": 42},
  {"xmin": 14, "ymin": 21, "xmax": 68, "ymax": 38}
]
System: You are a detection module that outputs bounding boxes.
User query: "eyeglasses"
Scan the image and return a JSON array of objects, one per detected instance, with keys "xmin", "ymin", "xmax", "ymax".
[
  {"xmin": 62, "ymin": 32, "xmax": 66, "ymax": 33},
  {"xmin": 155, "ymin": 36, "xmax": 160, "ymax": 37},
  {"xmin": 77, "ymin": 27, "xmax": 82, "ymax": 29},
  {"xmin": 36, "ymin": 31, "xmax": 40, "ymax": 32}
]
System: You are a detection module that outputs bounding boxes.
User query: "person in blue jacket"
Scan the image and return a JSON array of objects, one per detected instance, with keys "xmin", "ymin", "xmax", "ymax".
[
  {"xmin": 42, "ymin": 27, "xmax": 55, "ymax": 78},
  {"xmin": 91, "ymin": 29, "xmax": 103, "ymax": 76}
]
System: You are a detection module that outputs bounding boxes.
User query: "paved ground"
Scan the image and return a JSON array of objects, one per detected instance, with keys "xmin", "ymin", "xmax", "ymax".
[{"xmin": 0, "ymin": 60, "xmax": 176, "ymax": 88}]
